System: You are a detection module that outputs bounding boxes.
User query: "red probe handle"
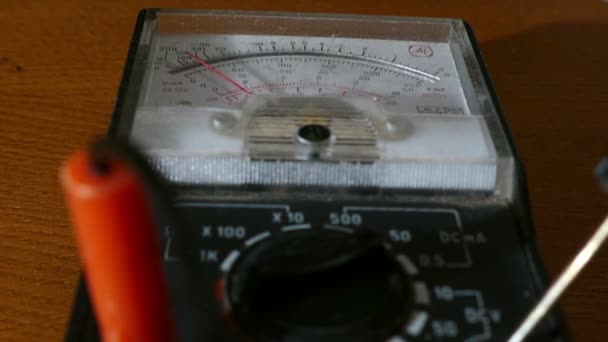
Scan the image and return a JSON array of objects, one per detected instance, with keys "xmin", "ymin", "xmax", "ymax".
[{"xmin": 61, "ymin": 150, "xmax": 172, "ymax": 342}]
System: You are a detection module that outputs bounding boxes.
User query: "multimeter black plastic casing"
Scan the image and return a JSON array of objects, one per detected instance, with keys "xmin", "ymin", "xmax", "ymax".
[{"xmin": 65, "ymin": 9, "xmax": 570, "ymax": 342}]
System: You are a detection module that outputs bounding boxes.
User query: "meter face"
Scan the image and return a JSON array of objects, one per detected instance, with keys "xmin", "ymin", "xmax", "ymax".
[
  {"xmin": 122, "ymin": 11, "xmax": 514, "ymax": 192},
  {"xmin": 143, "ymin": 34, "xmax": 470, "ymax": 116}
]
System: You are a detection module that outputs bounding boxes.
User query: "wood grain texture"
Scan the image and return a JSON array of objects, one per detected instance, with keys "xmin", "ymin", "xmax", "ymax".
[{"xmin": 1, "ymin": 0, "xmax": 607, "ymax": 340}]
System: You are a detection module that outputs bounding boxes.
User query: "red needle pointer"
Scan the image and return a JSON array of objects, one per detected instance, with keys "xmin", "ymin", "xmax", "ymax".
[{"xmin": 185, "ymin": 51, "xmax": 253, "ymax": 94}]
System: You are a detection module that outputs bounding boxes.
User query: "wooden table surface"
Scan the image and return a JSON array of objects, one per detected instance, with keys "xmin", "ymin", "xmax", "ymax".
[{"xmin": 1, "ymin": 0, "xmax": 608, "ymax": 340}]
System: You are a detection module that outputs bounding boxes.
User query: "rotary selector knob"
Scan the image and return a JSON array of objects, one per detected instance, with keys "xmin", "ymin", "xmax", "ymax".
[{"xmin": 218, "ymin": 228, "xmax": 428, "ymax": 341}]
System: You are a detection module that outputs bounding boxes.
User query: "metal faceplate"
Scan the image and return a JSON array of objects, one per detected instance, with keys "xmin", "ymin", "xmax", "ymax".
[{"xmin": 163, "ymin": 195, "xmax": 564, "ymax": 341}]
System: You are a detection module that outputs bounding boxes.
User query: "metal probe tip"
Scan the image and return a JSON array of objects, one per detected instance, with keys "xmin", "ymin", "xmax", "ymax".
[{"xmin": 509, "ymin": 215, "xmax": 608, "ymax": 342}]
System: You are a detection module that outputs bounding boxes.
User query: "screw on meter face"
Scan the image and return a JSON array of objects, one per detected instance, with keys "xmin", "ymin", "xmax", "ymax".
[
  {"xmin": 297, "ymin": 124, "xmax": 331, "ymax": 144},
  {"xmin": 144, "ymin": 35, "xmax": 470, "ymax": 115}
]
